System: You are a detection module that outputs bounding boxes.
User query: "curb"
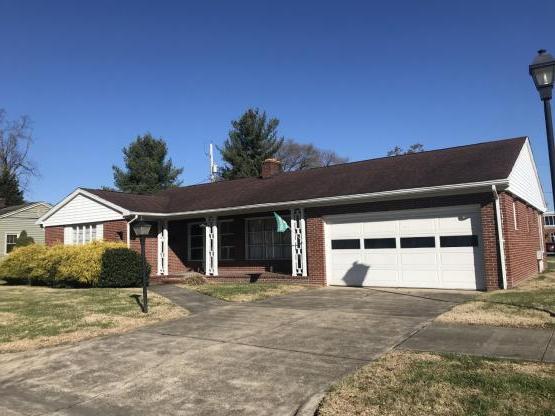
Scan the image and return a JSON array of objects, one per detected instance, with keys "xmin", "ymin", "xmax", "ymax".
[{"xmin": 293, "ymin": 390, "xmax": 327, "ymax": 416}]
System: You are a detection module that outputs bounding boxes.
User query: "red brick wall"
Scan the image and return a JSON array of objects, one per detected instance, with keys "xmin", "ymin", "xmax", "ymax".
[
  {"xmin": 129, "ymin": 221, "xmax": 158, "ymax": 276},
  {"xmin": 500, "ymin": 192, "xmax": 542, "ymax": 288},
  {"xmin": 45, "ymin": 226, "xmax": 64, "ymax": 245},
  {"xmin": 480, "ymin": 200, "xmax": 501, "ymax": 290},
  {"xmin": 306, "ymin": 216, "xmax": 326, "ymax": 285},
  {"xmin": 103, "ymin": 220, "xmax": 127, "ymax": 243}
]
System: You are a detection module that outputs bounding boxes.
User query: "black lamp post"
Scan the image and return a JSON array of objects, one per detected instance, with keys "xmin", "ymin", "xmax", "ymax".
[
  {"xmin": 132, "ymin": 220, "xmax": 152, "ymax": 313},
  {"xmin": 529, "ymin": 49, "xmax": 555, "ymax": 206}
]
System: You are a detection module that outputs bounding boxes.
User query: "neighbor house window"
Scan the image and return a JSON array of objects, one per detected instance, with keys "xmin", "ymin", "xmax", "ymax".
[
  {"xmin": 65, "ymin": 224, "xmax": 102, "ymax": 245},
  {"xmin": 544, "ymin": 215, "xmax": 555, "ymax": 226},
  {"xmin": 5, "ymin": 233, "xmax": 18, "ymax": 254},
  {"xmin": 246, "ymin": 217, "xmax": 291, "ymax": 260}
]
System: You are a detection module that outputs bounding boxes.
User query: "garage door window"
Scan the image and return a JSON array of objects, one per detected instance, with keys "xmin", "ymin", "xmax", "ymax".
[
  {"xmin": 364, "ymin": 238, "xmax": 396, "ymax": 249},
  {"xmin": 331, "ymin": 239, "xmax": 360, "ymax": 249},
  {"xmin": 440, "ymin": 235, "xmax": 478, "ymax": 247},
  {"xmin": 400, "ymin": 237, "xmax": 435, "ymax": 248}
]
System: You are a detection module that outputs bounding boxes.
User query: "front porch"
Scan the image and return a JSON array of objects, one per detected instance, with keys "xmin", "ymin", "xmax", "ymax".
[{"xmin": 134, "ymin": 208, "xmax": 309, "ymax": 282}]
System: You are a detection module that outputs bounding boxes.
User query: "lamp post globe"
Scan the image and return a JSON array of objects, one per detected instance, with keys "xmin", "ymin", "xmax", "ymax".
[
  {"xmin": 132, "ymin": 220, "xmax": 152, "ymax": 313},
  {"xmin": 530, "ymin": 49, "xmax": 555, "ymax": 208}
]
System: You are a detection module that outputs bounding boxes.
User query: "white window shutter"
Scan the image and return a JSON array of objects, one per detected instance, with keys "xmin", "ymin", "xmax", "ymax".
[
  {"xmin": 63, "ymin": 227, "xmax": 73, "ymax": 245},
  {"xmin": 96, "ymin": 224, "xmax": 104, "ymax": 241}
]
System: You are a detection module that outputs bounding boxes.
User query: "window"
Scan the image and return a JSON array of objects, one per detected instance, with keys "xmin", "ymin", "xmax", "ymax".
[
  {"xmin": 5, "ymin": 233, "xmax": 18, "ymax": 254},
  {"xmin": 331, "ymin": 239, "xmax": 360, "ymax": 250},
  {"xmin": 364, "ymin": 238, "xmax": 396, "ymax": 249},
  {"xmin": 440, "ymin": 235, "xmax": 478, "ymax": 247},
  {"xmin": 246, "ymin": 217, "xmax": 291, "ymax": 260},
  {"xmin": 219, "ymin": 220, "xmax": 235, "ymax": 260},
  {"xmin": 68, "ymin": 224, "xmax": 101, "ymax": 245},
  {"xmin": 550, "ymin": 232, "xmax": 555, "ymax": 243},
  {"xmin": 189, "ymin": 223, "xmax": 204, "ymax": 261},
  {"xmin": 400, "ymin": 237, "xmax": 435, "ymax": 248},
  {"xmin": 544, "ymin": 215, "xmax": 555, "ymax": 226},
  {"xmin": 188, "ymin": 221, "xmax": 236, "ymax": 261}
]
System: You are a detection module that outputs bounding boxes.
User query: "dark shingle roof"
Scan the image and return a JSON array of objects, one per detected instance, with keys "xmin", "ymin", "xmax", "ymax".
[
  {"xmin": 0, "ymin": 203, "xmax": 38, "ymax": 217},
  {"xmin": 85, "ymin": 137, "xmax": 526, "ymax": 214}
]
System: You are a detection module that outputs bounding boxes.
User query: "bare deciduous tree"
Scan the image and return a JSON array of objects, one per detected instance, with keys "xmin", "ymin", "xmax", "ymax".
[
  {"xmin": 387, "ymin": 143, "xmax": 425, "ymax": 156},
  {"xmin": 0, "ymin": 109, "xmax": 38, "ymax": 190},
  {"xmin": 276, "ymin": 139, "xmax": 348, "ymax": 171}
]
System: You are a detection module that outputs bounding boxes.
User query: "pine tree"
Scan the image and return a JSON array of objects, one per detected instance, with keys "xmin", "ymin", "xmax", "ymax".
[
  {"xmin": 15, "ymin": 230, "xmax": 34, "ymax": 247},
  {"xmin": 0, "ymin": 168, "xmax": 24, "ymax": 206},
  {"xmin": 112, "ymin": 133, "xmax": 183, "ymax": 194},
  {"xmin": 219, "ymin": 109, "xmax": 283, "ymax": 180}
]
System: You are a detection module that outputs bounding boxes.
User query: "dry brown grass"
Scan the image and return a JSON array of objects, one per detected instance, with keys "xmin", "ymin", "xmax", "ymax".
[
  {"xmin": 180, "ymin": 283, "xmax": 311, "ymax": 302},
  {"xmin": 0, "ymin": 286, "xmax": 187, "ymax": 353},
  {"xmin": 317, "ymin": 351, "xmax": 555, "ymax": 416},
  {"xmin": 436, "ymin": 272, "xmax": 555, "ymax": 329}
]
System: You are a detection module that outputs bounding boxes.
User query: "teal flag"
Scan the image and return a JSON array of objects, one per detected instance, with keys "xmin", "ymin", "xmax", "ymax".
[{"xmin": 273, "ymin": 212, "xmax": 290, "ymax": 232}]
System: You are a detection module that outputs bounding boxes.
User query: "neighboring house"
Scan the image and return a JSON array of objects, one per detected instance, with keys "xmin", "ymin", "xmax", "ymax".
[
  {"xmin": 542, "ymin": 211, "xmax": 555, "ymax": 253},
  {"xmin": 38, "ymin": 137, "xmax": 546, "ymax": 291},
  {"xmin": 0, "ymin": 202, "xmax": 53, "ymax": 258}
]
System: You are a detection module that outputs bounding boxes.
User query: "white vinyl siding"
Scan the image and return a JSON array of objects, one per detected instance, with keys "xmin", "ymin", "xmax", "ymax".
[
  {"xmin": 64, "ymin": 223, "xmax": 103, "ymax": 245},
  {"xmin": 42, "ymin": 194, "xmax": 123, "ymax": 227},
  {"xmin": 507, "ymin": 140, "xmax": 547, "ymax": 212}
]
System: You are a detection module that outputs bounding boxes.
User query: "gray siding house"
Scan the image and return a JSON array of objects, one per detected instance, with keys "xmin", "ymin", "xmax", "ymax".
[{"xmin": 0, "ymin": 202, "xmax": 52, "ymax": 258}]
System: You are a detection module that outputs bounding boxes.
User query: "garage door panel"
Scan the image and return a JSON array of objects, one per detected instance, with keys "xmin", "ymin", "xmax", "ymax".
[
  {"xmin": 400, "ymin": 251, "xmax": 437, "ymax": 266},
  {"xmin": 327, "ymin": 206, "xmax": 484, "ymax": 289},
  {"xmin": 361, "ymin": 251, "xmax": 397, "ymax": 267},
  {"xmin": 399, "ymin": 218, "xmax": 436, "ymax": 235}
]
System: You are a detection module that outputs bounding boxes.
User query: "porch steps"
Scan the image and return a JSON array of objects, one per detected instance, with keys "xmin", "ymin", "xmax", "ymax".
[{"xmin": 152, "ymin": 272, "xmax": 309, "ymax": 285}]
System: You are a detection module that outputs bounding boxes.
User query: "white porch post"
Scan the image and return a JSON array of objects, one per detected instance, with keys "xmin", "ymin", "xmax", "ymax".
[
  {"xmin": 204, "ymin": 217, "xmax": 218, "ymax": 276},
  {"xmin": 157, "ymin": 220, "xmax": 169, "ymax": 275},
  {"xmin": 290, "ymin": 208, "xmax": 307, "ymax": 276}
]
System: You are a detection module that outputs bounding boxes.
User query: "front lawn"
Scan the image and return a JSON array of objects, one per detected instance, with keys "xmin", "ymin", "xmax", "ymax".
[
  {"xmin": 0, "ymin": 285, "xmax": 186, "ymax": 353},
  {"xmin": 180, "ymin": 283, "xmax": 311, "ymax": 302},
  {"xmin": 436, "ymin": 272, "xmax": 555, "ymax": 328},
  {"xmin": 318, "ymin": 351, "xmax": 555, "ymax": 416}
]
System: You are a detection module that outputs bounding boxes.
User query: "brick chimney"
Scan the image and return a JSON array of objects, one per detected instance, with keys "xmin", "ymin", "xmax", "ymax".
[{"xmin": 261, "ymin": 158, "xmax": 282, "ymax": 178}]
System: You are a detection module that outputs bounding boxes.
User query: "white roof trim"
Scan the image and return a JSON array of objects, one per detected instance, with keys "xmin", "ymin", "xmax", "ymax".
[
  {"xmin": 127, "ymin": 179, "xmax": 510, "ymax": 219},
  {"xmin": 37, "ymin": 188, "xmax": 130, "ymax": 225},
  {"xmin": 0, "ymin": 202, "xmax": 52, "ymax": 220}
]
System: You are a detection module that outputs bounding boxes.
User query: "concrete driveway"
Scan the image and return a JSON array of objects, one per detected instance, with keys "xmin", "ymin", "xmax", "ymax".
[{"xmin": 0, "ymin": 287, "xmax": 473, "ymax": 416}]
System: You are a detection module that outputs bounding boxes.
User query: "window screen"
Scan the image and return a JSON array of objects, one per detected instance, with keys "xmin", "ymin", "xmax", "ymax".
[
  {"xmin": 400, "ymin": 237, "xmax": 435, "ymax": 248},
  {"xmin": 331, "ymin": 239, "xmax": 360, "ymax": 249},
  {"xmin": 364, "ymin": 238, "xmax": 396, "ymax": 249},
  {"xmin": 440, "ymin": 235, "xmax": 478, "ymax": 247}
]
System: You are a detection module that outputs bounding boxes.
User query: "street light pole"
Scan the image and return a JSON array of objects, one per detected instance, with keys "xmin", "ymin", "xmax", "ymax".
[
  {"xmin": 529, "ymin": 49, "xmax": 555, "ymax": 207},
  {"xmin": 543, "ymin": 99, "xmax": 555, "ymax": 206},
  {"xmin": 140, "ymin": 235, "xmax": 148, "ymax": 313}
]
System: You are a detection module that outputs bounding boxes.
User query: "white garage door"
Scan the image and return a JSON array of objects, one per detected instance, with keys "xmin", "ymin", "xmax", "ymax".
[{"xmin": 325, "ymin": 206, "xmax": 484, "ymax": 290}]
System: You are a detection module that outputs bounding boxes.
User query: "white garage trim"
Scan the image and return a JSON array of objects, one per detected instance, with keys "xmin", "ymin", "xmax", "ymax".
[{"xmin": 324, "ymin": 205, "xmax": 484, "ymax": 290}]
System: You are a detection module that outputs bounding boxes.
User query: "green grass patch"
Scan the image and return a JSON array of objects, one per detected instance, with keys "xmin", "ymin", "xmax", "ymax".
[
  {"xmin": 318, "ymin": 351, "xmax": 555, "ymax": 416},
  {"xmin": 181, "ymin": 283, "xmax": 310, "ymax": 302},
  {"xmin": 0, "ymin": 285, "xmax": 186, "ymax": 352}
]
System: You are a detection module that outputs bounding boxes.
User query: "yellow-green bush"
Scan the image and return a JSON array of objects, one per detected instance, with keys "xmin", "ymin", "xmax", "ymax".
[{"xmin": 0, "ymin": 242, "xmax": 148, "ymax": 287}]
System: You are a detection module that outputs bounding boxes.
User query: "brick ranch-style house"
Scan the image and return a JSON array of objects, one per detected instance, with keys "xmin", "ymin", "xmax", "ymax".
[{"xmin": 38, "ymin": 137, "xmax": 547, "ymax": 291}]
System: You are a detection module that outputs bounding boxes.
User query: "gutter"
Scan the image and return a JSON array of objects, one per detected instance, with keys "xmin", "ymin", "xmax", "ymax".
[
  {"xmin": 492, "ymin": 185, "xmax": 508, "ymax": 289},
  {"xmin": 126, "ymin": 214, "xmax": 139, "ymax": 248},
  {"xmin": 125, "ymin": 179, "xmax": 510, "ymax": 219}
]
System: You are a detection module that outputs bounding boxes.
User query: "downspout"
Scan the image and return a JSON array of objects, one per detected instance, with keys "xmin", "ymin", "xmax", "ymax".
[
  {"xmin": 492, "ymin": 185, "xmax": 508, "ymax": 289},
  {"xmin": 127, "ymin": 215, "xmax": 139, "ymax": 249}
]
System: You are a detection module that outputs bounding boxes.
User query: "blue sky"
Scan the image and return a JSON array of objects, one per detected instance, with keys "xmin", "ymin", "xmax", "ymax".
[{"xmin": 1, "ymin": 0, "xmax": 555, "ymax": 207}]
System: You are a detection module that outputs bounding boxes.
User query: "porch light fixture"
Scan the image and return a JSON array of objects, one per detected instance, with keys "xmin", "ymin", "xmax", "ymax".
[
  {"xmin": 529, "ymin": 49, "xmax": 555, "ymax": 207},
  {"xmin": 132, "ymin": 220, "xmax": 152, "ymax": 313}
]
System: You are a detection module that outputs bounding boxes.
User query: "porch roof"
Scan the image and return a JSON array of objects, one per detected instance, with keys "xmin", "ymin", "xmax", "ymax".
[{"xmin": 84, "ymin": 137, "xmax": 526, "ymax": 215}]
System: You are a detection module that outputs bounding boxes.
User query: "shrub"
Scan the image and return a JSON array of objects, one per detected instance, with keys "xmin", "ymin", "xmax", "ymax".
[
  {"xmin": 0, "ymin": 241, "xmax": 148, "ymax": 287},
  {"xmin": 99, "ymin": 247, "xmax": 150, "ymax": 287},
  {"xmin": 0, "ymin": 244, "xmax": 52, "ymax": 285},
  {"xmin": 15, "ymin": 230, "xmax": 35, "ymax": 248}
]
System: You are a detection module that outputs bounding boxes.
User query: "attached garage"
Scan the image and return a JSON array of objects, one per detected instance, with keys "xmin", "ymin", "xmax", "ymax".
[{"xmin": 325, "ymin": 206, "xmax": 485, "ymax": 290}]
